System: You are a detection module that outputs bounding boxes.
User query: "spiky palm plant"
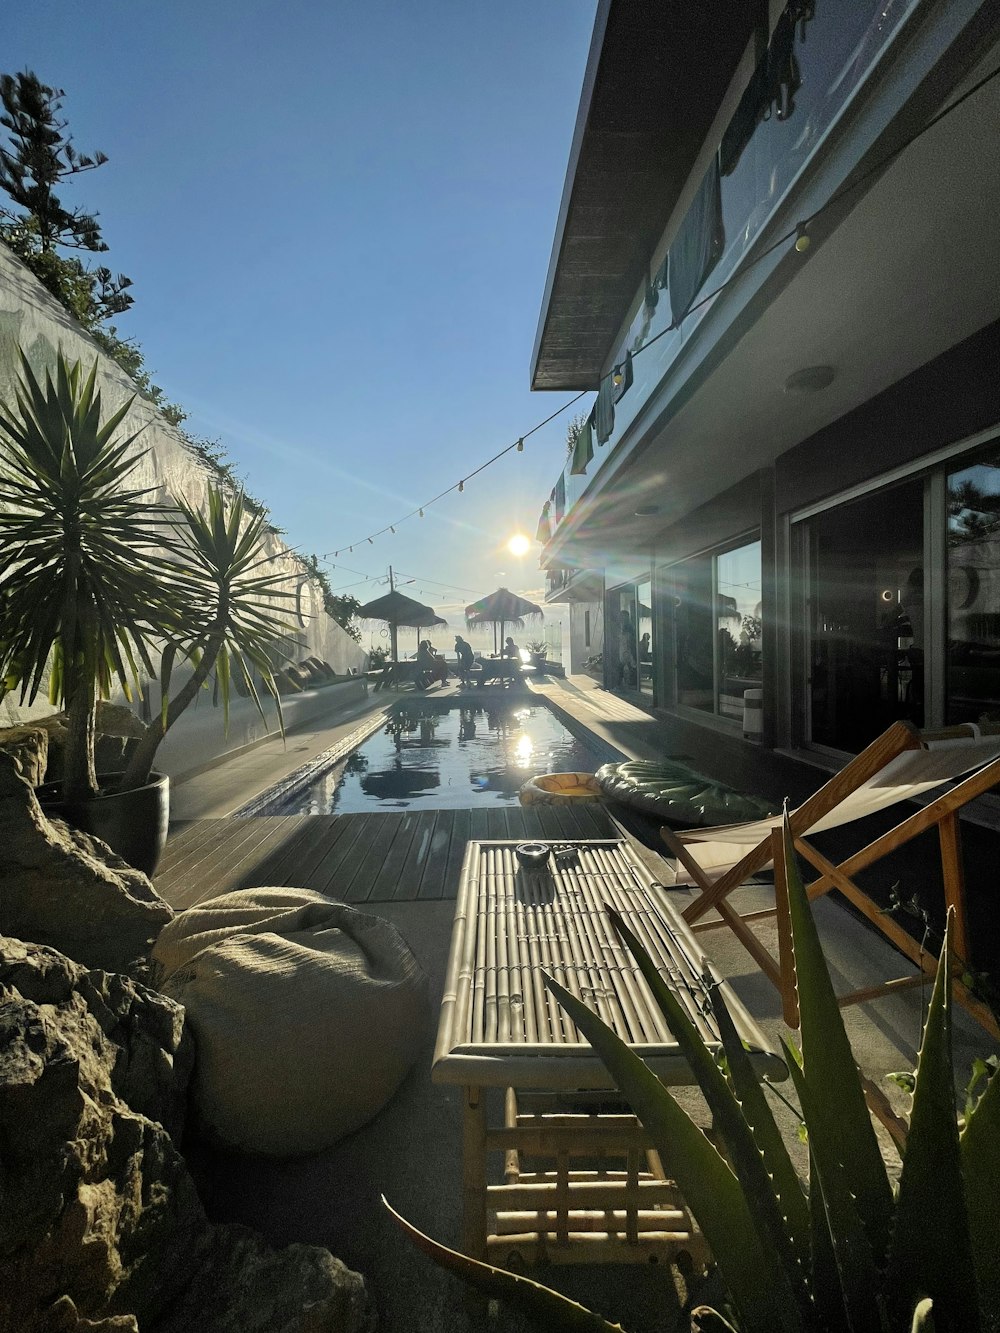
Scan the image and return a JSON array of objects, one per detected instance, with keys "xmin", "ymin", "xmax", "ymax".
[
  {"xmin": 0, "ymin": 349, "xmax": 177, "ymax": 801},
  {"xmin": 120, "ymin": 485, "xmax": 296, "ymax": 791}
]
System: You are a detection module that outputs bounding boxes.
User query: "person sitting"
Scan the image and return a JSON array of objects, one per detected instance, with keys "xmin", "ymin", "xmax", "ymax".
[
  {"xmin": 414, "ymin": 640, "xmax": 436, "ymax": 689},
  {"xmin": 502, "ymin": 636, "xmax": 520, "ymax": 660},
  {"xmin": 454, "ymin": 634, "xmax": 475, "ymax": 685},
  {"xmin": 428, "ymin": 644, "xmax": 449, "ymax": 685}
]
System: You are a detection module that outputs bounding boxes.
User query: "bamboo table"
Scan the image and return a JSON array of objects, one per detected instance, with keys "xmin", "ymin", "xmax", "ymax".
[{"xmin": 433, "ymin": 838, "xmax": 786, "ymax": 1266}]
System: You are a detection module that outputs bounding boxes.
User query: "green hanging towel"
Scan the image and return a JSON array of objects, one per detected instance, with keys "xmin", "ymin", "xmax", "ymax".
[
  {"xmin": 595, "ymin": 375, "xmax": 615, "ymax": 445},
  {"xmin": 535, "ymin": 500, "xmax": 552, "ymax": 544},
  {"xmin": 569, "ymin": 412, "xmax": 594, "ymax": 475}
]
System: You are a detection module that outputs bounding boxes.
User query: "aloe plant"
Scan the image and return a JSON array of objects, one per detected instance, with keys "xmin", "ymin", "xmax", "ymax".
[{"xmin": 388, "ymin": 813, "xmax": 1000, "ymax": 1332}]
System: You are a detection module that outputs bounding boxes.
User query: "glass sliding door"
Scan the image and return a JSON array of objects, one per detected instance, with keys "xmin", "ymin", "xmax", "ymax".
[
  {"xmin": 947, "ymin": 446, "xmax": 1000, "ymax": 725},
  {"xmin": 671, "ymin": 538, "xmax": 762, "ymax": 721},
  {"xmin": 805, "ymin": 479, "xmax": 924, "ymax": 753},
  {"xmin": 610, "ymin": 585, "xmax": 640, "ymax": 692}
]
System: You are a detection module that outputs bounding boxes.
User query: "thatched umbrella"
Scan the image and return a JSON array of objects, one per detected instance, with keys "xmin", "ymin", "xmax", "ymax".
[
  {"xmin": 358, "ymin": 589, "xmax": 442, "ymax": 662},
  {"xmin": 465, "ymin": 587, "xmax": 543, "ymax": 655}
]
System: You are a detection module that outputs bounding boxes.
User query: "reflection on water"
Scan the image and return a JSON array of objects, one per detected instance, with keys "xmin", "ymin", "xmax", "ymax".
[{"xmin": 276, "ymin": 702, "xmax": 602, "ymax": 814}]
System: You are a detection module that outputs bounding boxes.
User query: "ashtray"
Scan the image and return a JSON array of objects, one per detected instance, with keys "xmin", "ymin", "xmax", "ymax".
[{"xmin": 515, "ymin": 842, "xmax": 551, "ymax": 868}]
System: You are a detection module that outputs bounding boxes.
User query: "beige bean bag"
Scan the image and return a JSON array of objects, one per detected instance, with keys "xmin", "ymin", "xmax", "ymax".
[{"xmin": 153, "ymin": 888, "xmax": 429, "ymax": 1156}]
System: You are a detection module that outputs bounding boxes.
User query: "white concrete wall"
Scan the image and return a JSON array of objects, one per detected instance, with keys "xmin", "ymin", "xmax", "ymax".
[
  {"xmin": 0, "ymin": 244, "xmax": 367, "ymax": 733},
  {"xmin": 567, "ymin": 601, "xmax": 604, "ymax": 674}
]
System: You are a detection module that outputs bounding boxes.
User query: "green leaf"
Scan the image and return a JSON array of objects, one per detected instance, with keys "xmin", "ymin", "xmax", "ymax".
[
  {"xmin": 607, "ymin": 908, "xmax": 811, "ymax": 1308},
  {"xmin": 785, "ymin": 1044, "xmax": 882, "ymax": 1333},
  {"xmin": 382, "ymin": 1197, "xmax": 626, "ymax": 1333},
  {"xmin": 961, "ymin": 1058, "xmax": 1000, "ymax": 1329},
  {"xmin": 780, "ymin": 814, "xmax": 894, "ymax": 1264},
  {"xmin": 886, "ymin": 913, "xmax": 980, "ymax": 1333},
  {"xmin": 545, "ymin": 974, "xmax": 803, "ymax": 1333}
]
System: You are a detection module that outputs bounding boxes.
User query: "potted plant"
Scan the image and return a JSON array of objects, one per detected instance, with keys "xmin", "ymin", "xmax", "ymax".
[
  {"xmin": 525, "ymin": 639, "xmax": 547, "ymax": 672},
  {"xmin": 0, "ymin": 348, "xmax": 294, "ymax": 874}
]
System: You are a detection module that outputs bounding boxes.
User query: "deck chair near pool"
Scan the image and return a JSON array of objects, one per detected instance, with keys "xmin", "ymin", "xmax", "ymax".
[{"xmin": 661, "ymin": 720, "xmax": 1000, "ymax": 1046}]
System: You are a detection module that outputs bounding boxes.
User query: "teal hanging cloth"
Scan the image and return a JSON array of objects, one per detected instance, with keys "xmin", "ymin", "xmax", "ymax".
[
  {"xmin": 569, "ymin": 412, "xmax": 595, "ymax": 475},
  {"xmin": 535, "ymin": 500, "xmax": 552, "ymax": 544},
  {"xmin": 669, "ymin": 155, "xmax": 725, "ymax": 327},
  {"xmin": 595, "ymin": 375, "xmax": 615, "ymax": 445}
]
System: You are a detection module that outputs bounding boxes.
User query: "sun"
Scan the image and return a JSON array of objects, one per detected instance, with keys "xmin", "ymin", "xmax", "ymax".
[{"xmin": 507, "ymin": 533, "xmax": 531, "ymax": 557}]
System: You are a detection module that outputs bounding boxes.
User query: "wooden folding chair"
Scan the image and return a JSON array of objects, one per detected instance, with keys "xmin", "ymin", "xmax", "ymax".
[{"xmin": 662, "ymin": 720, "xmax": 1000, "ymax": 1045}]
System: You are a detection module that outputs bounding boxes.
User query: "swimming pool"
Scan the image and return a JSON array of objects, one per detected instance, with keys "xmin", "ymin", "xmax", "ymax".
[{"xmin": 256, "ymin": 701, "xmax": 617, "ymax": 815}]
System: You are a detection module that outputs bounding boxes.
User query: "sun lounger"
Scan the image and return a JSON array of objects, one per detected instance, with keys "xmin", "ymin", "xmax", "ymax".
[{"xmin": 661, "ymin": 720, "xmax": 1000, "ymax": 1044}]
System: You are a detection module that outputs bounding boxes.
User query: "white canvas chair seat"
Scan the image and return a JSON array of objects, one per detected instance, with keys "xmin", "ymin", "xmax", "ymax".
[
  {"xmin": 669, "ymin": 726, "xmax": 1000, "ymax": 889},
  {"xmin": 660, "ymin": 720, "xmax": 1000, "ymax": 1112}
]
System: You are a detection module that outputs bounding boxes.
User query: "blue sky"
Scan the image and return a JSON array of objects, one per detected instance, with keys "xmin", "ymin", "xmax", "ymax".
[{"xmin": 3, "ymin": 0, "xmax": 595, "ymax": 641}]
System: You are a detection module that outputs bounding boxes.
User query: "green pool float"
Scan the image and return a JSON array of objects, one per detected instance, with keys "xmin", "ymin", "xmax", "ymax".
[{"xmin": 595, "ymin": 758, "xmax": 775, "ymax": 828}]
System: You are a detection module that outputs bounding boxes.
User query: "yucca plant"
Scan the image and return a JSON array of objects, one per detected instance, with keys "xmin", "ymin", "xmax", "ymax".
[
  {"xmin": 119, "ymin": 484, "xmax": 295, "ymax": 791},
  {"xmin": 389, "ymin": 813, "xmax": 1000, "ymax": 1333},
  {"xmin": 0, "ymin": 348, "xmax": 178, "ymax": 801},
  {"xmin": 0, "ymin": 347, "xmax": 297, "ymax": 808}
]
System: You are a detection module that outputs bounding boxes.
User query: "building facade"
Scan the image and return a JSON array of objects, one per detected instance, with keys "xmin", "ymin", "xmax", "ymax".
[{"xmin": 534, "ymin": 0, "xmax": 1000, "ymax": 790}]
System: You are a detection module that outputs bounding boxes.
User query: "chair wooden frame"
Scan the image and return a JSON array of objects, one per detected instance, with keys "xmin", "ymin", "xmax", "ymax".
[{"xmin": 663, "ymin": 720, "xmax": 1000, "ymax": 1044}]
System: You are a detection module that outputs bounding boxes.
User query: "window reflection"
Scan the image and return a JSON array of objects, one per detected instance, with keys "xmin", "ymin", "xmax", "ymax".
[
  {"xmin": 673, "ymin": 540, "xmax": 762, "ymax": 720},
  {"xmin": 947, "ymin": 450, "xmax": 1000, "ymax": 725}
]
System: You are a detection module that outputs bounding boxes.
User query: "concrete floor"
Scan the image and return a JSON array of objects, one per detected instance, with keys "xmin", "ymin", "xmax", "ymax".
[{"xmin": 170, "ymin": 674, "xmax": 1000, "ymax": 1333}]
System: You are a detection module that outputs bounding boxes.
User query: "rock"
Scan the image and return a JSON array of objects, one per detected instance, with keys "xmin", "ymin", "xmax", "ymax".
[
  {"xmin": 0, "ymin": 723, "xmax": 49, "ymax": 786},
  {"xmin": 0, "ymin": 937, "xmax": 373, "ymax": 1333},
  {"xmin": 0, "ymin": 749, "xmax": 173, "ymax": 973},
  {"xmin": 28, "ymin": 702, "xmax": 145, "ymax": 782}
]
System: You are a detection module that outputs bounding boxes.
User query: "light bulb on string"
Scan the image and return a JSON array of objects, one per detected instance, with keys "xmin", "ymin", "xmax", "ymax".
[
  {"xmin": 613, "ymin": 367, "xmax": 623, "ymax": 386},
  {"xmin": 458, "ymin": 480, "xmax": 464, "ymax": 493},
  {"xmin": 390, "ymin": 526, "xmax": 395, "ymax": 534},
  {"xmin": 795, "ymin": 222, "xmax": 811, "ymax": 253},
  {"xmin": 419, "ymin": 508, "xmax": 424, "ymax": 518},
  {"xmin": 368, "ymin": 537, "xmax": 373, "ymax": 544},
  {"xmin": 516, "ymin": 438, "xmax": 524, "ymax": 452}
]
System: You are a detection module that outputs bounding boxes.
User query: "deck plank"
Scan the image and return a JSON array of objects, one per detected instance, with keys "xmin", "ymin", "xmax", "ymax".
[{"xmin": 155, "ymin": 802, "xmax": 648, "ymax": 912}]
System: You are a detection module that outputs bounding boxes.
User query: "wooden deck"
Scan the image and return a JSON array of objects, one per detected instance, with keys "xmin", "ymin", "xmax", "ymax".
[{"xmin": 155, "ymin": 802, "xmax": 621, "ymax": 910}]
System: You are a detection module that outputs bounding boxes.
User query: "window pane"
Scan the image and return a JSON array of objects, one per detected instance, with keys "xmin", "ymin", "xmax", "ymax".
[
  {"xmin": 673, "ymin": 540, "xmax": 761, "ymax": 719},
  {"xmin": 947, "ymin": 450, "xmax": 1000, "ymax": 725},
  {"xmin": 717, "ymin": 541, "xmax": 762, "ymax": 720},
  {"xmin": 638, "ymin": 580, "xmax": 653, "ymax": 697}
]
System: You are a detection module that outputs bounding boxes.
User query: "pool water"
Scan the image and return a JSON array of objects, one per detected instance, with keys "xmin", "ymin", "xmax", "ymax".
[{"xmin": 266, "ymin": 702, "xmax": 611, "ymax": 814}]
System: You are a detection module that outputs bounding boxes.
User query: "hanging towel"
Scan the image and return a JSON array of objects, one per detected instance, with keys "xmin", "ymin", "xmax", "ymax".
[
  {"xmin": 653, "ymin": 250, "xmax": 669, "ymax": 296},
  {"xmin": 535, "ymin": 500, "xmax": 552, "ymax": 544},
  {"xmin": 554, "ymin": 473, "xmax": 566, "ymax": 523},
  {"xmin": 612, "ymin": 351, "xmax": 633, "ymax": 404},
  {"xmin": 595, "ymin": 374, "xmax": 615, "ymax": 445},
  {"xmin": 669, "ymin": 155, "xmax": 725, "ymax": 327},
  {"xmin": 569, "ymin": 411, "xmax": 595, "ymax": 476}
]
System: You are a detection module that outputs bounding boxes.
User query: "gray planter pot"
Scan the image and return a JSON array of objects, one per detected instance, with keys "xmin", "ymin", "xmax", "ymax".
[{"xmin": 37, "ymin": 771, "xmax": 170, "ymax": 878}]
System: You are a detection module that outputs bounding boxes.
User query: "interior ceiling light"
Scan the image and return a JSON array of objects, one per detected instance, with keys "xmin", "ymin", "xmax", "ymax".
[{"xmin": 784, "ymin": 364, "xmax": 836, "ymax": 395}]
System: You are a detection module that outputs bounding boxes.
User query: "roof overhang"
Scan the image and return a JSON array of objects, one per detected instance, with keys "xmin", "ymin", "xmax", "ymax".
[{"xmin": 530, "ymin": 0, "xmax": 758, "ymax": 391}]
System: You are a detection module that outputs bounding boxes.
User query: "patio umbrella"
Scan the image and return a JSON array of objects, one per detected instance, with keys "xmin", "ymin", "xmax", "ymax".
[
  {"xmin": 405, "ymin": 606, "xmax": 448, "ymax": 653},
  {"xmin": 357, "ymin": 589, "xmax": 442, "ymax": 662},
  {"xmin": 465, "ymin": 587, "xmax": 543, "ymax": 655}
]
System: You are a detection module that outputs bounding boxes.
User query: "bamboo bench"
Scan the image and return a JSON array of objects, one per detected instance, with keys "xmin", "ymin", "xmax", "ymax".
[{"xmin": 432, "ymin": 837, "xmax": 785, "ymax": 1266}]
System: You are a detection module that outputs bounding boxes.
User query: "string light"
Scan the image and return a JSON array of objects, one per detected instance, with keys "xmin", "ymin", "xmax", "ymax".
[
  {"xmin": 390, "ymin": 526, "xmax": 395, "ymax": 534},
  {"xmin": 458, "ymin": 480, "xmax": 464, "ymax": 493},
  {"xmin": 323, "ymin": 61, "xmax": 1000, "ymax": 557}
]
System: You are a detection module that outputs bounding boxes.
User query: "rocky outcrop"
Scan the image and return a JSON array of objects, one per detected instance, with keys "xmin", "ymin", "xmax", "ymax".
[
  {"xmin": 24, "ymin": 702, "xmax": 147, "ymax": 783},
  {"xmin": 0, "ymin": 723, "xmax": 49, "ymax": 786},
  {"xmin": 0, "ymin": 748, "xmax": 173, "ymax": 973},
  {"xmin": 0, "ymin": 937, "xmax": 373, "ymax": 1333}
]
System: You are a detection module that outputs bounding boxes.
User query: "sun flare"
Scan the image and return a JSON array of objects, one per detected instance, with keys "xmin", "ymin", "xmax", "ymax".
[{"xmin": 507, "ymin": 533, "xmax": 531, "ymax": 557}]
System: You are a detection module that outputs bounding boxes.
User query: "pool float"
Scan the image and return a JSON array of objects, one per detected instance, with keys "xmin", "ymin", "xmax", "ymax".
[
  {"xmin": 595, "ymin": 759, "xmax": 775, "ymax": 828},
  {"xmin": 519, "ymin": 771, "xmax": 603, "ymax": 806}
]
